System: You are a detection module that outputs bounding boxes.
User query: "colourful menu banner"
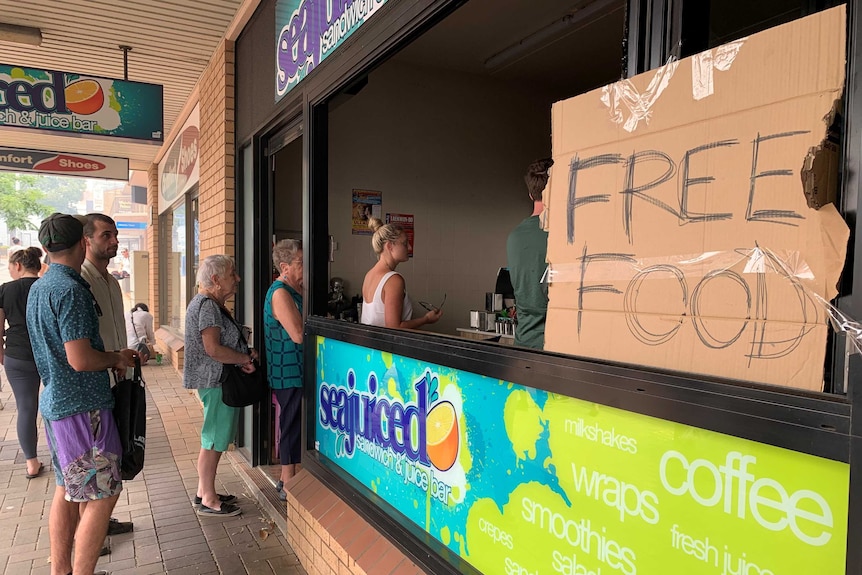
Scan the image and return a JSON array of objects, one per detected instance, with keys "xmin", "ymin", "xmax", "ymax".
[
  {"xmin": 315, "ymin": 337, "xmax": 850, "ymax": 575},
  {"xmin": 275, "ymin": 0, "xmax": 389, "ymax": 100},
  {"xmin": 0, "ymin": 65, "xmax": 163, "ymax": 141}
]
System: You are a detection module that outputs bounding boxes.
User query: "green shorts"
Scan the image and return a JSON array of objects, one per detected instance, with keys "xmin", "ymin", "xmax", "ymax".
[{"xmin": 198, "ymin": 388, "xmax": 239, "ymax": 452}]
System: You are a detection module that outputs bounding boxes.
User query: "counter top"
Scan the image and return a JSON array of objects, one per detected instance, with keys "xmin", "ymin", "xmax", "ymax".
[{"xmin": 457, "ymin": 327, "xmax": 515, "ymax": 341}]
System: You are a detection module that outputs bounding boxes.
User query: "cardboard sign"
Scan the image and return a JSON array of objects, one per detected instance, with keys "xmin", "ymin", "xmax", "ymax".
[{"xmin": 544, "ymin": 7, "xmax": 850, "ymax": 390}]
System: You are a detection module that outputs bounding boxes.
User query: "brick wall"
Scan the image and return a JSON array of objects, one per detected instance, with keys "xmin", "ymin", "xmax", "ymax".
[
  {"xmin": 147, "ymin": 164, "xmax": 160, "ymax": 329},
  {"xmin": 198, "ymin": 39, "xmax": 236, "ymax": 261},
  {"xmin": 286, "ymin": 471, "xmax": 424, "ymax": 575},
  {"xmin": 148, "ymin": 39, "xmax": 236, "ymax": 367}
]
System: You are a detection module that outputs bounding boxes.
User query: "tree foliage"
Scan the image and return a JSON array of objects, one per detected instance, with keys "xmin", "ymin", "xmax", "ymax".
[
  {"xmin": 0, "ymin": 173, "xmax": 53, "ymax": 231},
  {"xmin": 35, "ymin": 175, "xmax": 86, "ymax": 214}
]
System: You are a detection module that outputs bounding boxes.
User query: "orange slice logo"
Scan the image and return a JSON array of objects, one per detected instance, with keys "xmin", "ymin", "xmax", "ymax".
[
  {"xmin": 64, "ymin": 79, "xmax": 104, "ymax": 115},
  {"xmin": 426, "ymin": 401, "xmax": 458, "ymax": 471}
]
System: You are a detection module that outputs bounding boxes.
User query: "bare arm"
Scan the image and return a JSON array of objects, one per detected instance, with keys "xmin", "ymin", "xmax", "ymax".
[
  {"xmin": 145, "ymin": 313, "xmax": 156, "ymax": 343},
  {"xmin": 201, "ymin": 326, "xmax": 253, "ymax": 365},
  {"xmin": 0, "ymin": 308, "xmax": 6, "ymax": 365},
  {"xmin": 382, "ymin": 275, "xmax": 442, "ymax": 330},
  {"xmin": 65, "ymin": 339, "xmax": 136, "ymax": 372},
  {"xmin": 272, "ymin": 288, "xmax": 303, "ymax": 344}
]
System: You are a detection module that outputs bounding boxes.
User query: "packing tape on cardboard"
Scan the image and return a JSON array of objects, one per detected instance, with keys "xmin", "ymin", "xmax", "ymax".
[
  {"xmin": 601, "ymin": 56, "xmax": 679, "ymax": 132},
  {"xmin": 543, "ymin": 245, "xmax": 862, "ymax": 355},
  {"xmin": 601, "ymin": 40, "xmax": 747, "ymax": 131},
  {"xmin": 691, "ymin": 39, "xmax": 746, "ymax": 101},
  {"xmin": 544, "ymin": 247, "xmax": 813, "ymax": 283}
]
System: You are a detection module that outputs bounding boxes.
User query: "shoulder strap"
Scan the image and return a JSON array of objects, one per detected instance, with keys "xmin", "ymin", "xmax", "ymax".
[
  {"xmin": 131, "ymin": 310, "xmax": 142, "ymax": 339},
  {"xmin": 203, "ymin": 296, "xmax": 248, "ymax": 346},
  {"xmin": 373, "ymin": 271, "xmax": 397, "ymax": 302}
]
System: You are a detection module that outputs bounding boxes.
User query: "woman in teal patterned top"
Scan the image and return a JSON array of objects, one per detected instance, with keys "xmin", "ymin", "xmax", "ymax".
[{"xmin": 264, "ymin": 239, "xmax": 304, "ymax": 500}]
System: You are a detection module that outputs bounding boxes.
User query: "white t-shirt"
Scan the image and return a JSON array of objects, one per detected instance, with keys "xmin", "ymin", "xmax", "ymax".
[
  {"xmin": 361, "ymin": 271, "xmax": 413, "ymax": 327},
  {"xmin": 126, "ymin": 308, "xmax": 155, "ymax": 346}
]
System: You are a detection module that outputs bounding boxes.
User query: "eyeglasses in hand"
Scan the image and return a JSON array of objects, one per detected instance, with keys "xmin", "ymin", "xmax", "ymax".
[{"xmin": 419, "ymin": 293, "xmax": 446, "ymax": 312}]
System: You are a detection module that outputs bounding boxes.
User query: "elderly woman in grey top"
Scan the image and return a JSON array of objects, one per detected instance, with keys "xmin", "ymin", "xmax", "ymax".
[{"xmin": 183, "ymin": 255, "xmax": 258, "ymax": 516}]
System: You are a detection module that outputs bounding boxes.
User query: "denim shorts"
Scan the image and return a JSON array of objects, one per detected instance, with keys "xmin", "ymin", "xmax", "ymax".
[{"xmin": 44, "ymin": 409, "xmax": 123, "ymax": 502}]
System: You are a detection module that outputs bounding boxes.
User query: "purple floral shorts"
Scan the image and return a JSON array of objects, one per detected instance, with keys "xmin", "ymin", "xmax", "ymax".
[{"xmin": 44, "ymin": 410, "xmax": 123, "ymax": 502}]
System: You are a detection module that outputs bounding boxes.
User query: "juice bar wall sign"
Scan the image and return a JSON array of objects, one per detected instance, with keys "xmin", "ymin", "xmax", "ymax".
[
  {"xmin": 275, "ymin": 0, "xmax": 389, "ymax": 100},
  {"xmin": 0, "ymin": 65, "xmax": 163, "ymax": 141},
  {"xmin": 315, "ymin": 337, "xmax": 849, "ymax": 575}
]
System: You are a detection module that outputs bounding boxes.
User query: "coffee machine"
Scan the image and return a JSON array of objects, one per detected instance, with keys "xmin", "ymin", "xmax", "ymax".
[{"xmin": 469, "ymin": 268, "xmax": 516, "ymax": 332}]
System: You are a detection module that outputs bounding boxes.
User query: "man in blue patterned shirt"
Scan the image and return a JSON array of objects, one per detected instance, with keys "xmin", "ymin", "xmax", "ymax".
[{"xmin": 27, "ymin": 213, "xmax": 137, "ymax": 575}]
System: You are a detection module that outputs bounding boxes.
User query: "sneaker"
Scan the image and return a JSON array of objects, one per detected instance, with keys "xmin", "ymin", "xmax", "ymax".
[
  {"xmin": 107, "ymin": 518, "xmax": 134, "ymax": 535},
  {"xmin": 193, "ymin": 493, "xmax": 237, "ymax": 506},
  {"xmin": 278, "ymin": 489, "xmax": 287, "ymax": 501},
  {"xmin": 197, "ymin": 502, "xmax": 242, "ymax": 517},
  {"xmin": 275, "ymin": 480, "xmax": 284, "ymax": 492}
]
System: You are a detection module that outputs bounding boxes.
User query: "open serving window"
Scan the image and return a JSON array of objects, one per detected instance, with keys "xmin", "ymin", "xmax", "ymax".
[{"xmin": 294, "ymin": 1, "xmax": 860, "ymax": 574}]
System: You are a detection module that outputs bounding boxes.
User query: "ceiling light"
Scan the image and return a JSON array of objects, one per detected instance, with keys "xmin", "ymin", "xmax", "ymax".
[
  {"xmin": 0, "ymin": 23, "xmax": 43, "ymax": 47},
  {"xmin": 484, "ymin": 0, "xmax": 620, "ymax": 71}
]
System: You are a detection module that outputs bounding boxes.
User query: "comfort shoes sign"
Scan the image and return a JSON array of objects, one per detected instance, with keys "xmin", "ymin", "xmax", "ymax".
[
  {"xmin": 0, "ymin": 65, "xmax": 163, "ymax": 141},
  {"xmin": 0, "ymin": 146, "xmax": 128, "ymax": 180}
]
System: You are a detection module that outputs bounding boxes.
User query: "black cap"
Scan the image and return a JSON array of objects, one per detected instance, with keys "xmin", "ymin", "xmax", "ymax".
[{"xmin": 38, "ymin": 213, "xmax": 86, "ymax": 253}]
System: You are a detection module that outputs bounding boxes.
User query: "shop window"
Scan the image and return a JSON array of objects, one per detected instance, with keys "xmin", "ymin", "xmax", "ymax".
[
  {"xmin": 313, "ymin": 0, "xmax": 850, "ymax": 396},
  {"xmin": 159, "ymin": 193, "xmax": 199, "ymax": 333},
  {"xmin": 318, "ymin": 4, "xmax": 626, "ymax": 332}
]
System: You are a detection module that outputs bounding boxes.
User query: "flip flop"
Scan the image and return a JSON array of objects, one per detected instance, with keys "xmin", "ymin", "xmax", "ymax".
[{"xmin": 25, "ymin": 463, "xmax": 44, "ymax": 479}]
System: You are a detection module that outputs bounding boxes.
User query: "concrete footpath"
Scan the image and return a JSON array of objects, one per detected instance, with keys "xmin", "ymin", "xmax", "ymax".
[{"xmin": 0, "ymin": 363, "xmax": 307, "ymax": 575}]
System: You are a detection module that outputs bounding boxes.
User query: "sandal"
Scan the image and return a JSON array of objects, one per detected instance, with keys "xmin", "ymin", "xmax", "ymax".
[
  {"xmin": 25, "ymin": 462, "xmax": 44, "ymax": 479},
  {"xmin": 193, "ymin": 493, "xmax": 236, "ymax": 506},
  {"xmin": 197, "ymin": 502, "xmax": 242, "ymax": 517}
]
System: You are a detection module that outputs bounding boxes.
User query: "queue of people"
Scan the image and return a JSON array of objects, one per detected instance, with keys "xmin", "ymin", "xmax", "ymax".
[{"xmin": 0, "ymin": 162, "xmax": 550, "ymax": 573}]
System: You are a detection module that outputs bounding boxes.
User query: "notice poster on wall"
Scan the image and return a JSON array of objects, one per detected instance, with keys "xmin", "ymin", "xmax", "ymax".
[
  {"xmin": 315, "ymin": 337, "xmax": 849, "ymax": 575},
  {"xmin": 352, "ymin": 189, "xmax": 382, "ymax": 235},
  {"xmin": 386, "ymin": 213, "xmax": 414, "ymax": 257}
]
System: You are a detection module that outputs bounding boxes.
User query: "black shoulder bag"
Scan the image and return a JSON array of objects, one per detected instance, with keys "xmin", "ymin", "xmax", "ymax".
[
  {"xmin": 113, "ymin": 357, "xmax": 146, "ymax": 480},
  {"xmin": 209, "ymin": 300, "xmax": 268, "ymax": 407}
]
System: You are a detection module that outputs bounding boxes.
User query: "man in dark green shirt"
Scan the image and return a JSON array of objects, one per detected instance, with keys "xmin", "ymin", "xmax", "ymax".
[{"xmin": 506, "ymin": 158, "xmax": 554, "ymax": 349}]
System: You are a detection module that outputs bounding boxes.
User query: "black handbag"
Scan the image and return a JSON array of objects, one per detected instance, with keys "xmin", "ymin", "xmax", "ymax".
[
  {"xmin": 207, "ymin": 299, "xmax": 268, "ymax": 407},
  {"xmin": 113, "ymin": 358, "xmax": 146, "ymax": 480},
  {"xmin": 219, "ymin": 361, "xmax": 268, "ymax": 407}
]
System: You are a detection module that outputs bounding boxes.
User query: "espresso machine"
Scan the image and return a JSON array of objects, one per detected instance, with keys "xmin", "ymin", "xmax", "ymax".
[{"xmin": 469, "ymin": 268, "xmax": 516, "ymax": 333}]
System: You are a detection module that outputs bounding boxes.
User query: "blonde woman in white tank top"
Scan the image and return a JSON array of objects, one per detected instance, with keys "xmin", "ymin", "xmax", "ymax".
[{"xmin": 360, "ymin": 217, "xmax": 442, "ymax": 329}]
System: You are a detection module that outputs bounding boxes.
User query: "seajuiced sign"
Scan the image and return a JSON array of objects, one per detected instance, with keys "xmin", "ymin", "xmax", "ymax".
[
  {"xmin": 275, "ymin": 0, "xmax": 389, "ymax": 101},
  {"xmin": 0, "ymin": 65, "xmax": 163, "ymax": 141}
]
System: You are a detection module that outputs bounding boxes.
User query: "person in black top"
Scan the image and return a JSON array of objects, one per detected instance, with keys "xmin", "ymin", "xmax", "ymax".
[{"xmin": 0, "ymin": 247, "xmax": 45, "ymax": 478}]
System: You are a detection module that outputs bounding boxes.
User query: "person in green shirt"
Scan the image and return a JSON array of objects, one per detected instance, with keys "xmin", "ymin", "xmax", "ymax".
[{"xmin": 506, "ymin": 158, "xmax": 554, "ymax": 349}]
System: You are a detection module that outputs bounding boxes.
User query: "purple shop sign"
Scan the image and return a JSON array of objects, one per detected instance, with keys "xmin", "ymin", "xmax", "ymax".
[{"xmin": 275, "ymin": 0, "xmax": 389, "ymax": 101}]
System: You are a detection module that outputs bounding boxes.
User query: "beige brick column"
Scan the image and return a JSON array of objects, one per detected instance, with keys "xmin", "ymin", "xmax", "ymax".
[
  {"xmin": 198, "ymin": 39, "xmax": 236, "ymax": 261},
  {"xmin": 147, "ymin": 163, "xmax": 160, "ymax": 329}
]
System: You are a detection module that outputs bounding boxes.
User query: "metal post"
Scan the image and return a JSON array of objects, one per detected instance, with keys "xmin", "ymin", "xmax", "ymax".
[{"xmin": 119, "ymin": 45, "xmax": 132, "ymax": 81}]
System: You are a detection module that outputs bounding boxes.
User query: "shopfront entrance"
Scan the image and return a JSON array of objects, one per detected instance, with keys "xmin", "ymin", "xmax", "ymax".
[{"xmin": 235, "ymin": 0, "xmax": 861, "ymax": 572}]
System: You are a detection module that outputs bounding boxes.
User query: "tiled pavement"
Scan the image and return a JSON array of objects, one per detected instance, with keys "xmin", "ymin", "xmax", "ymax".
[{"xmin": 0, "ymin": 363, "xmax": 307, "ymax": 575}]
